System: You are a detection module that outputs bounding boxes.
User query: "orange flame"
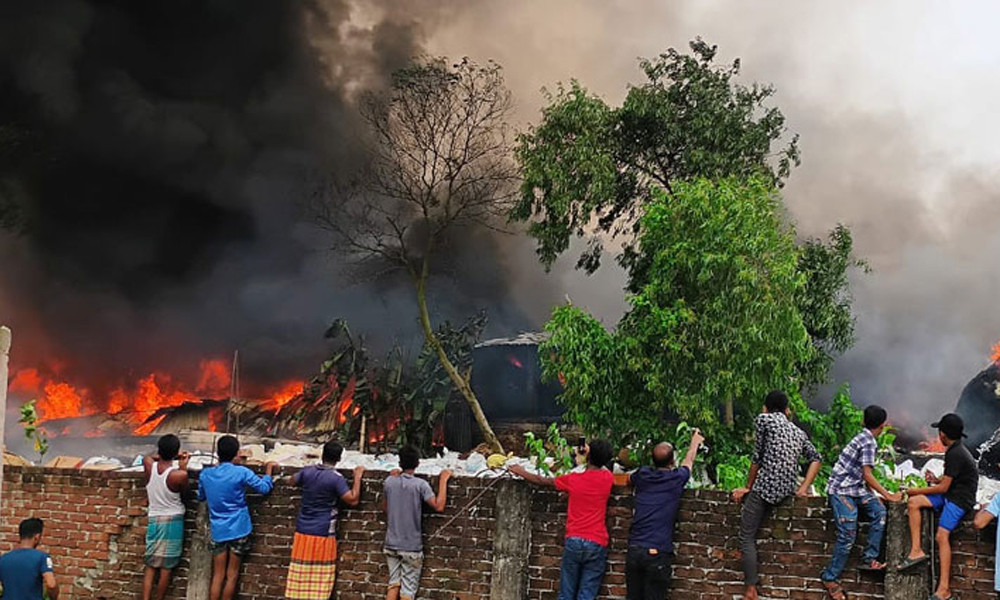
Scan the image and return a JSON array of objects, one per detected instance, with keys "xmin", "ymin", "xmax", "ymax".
[
  {"xmin": 9, "ymin": 359, "xmax": 302, "ymax": 437},
  {"xmin": 992, "ymin": 340, "xmax": 1000, "ymax": 364},
  {"xmin": 260, "ymin": 381, "xmax": 304, "ymax": 413}
]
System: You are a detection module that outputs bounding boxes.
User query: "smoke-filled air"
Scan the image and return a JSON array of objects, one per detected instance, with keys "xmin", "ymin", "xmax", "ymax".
[{"xmin": 3, "ymin": 0, "xmax": 1000, "ymax": 444}]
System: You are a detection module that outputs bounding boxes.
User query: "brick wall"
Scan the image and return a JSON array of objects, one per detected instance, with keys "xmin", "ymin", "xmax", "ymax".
[{"xmin": 1, "ymin": 466, "xmax": 996, "ymax": 599}]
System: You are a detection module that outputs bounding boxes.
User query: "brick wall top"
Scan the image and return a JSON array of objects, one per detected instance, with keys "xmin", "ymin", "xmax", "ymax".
[{"xmin": 1, "ymin": 466, "xmax": 995, "ymax": 599}]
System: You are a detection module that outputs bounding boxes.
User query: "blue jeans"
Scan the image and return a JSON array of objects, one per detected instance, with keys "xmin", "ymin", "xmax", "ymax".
[
  {"xmin": 821, "ymin": 493, "xmax": 887, "ymax": 582},
  {"xmin": 559, "ymin": 537, "xmax": 608, "ymax": 600}
]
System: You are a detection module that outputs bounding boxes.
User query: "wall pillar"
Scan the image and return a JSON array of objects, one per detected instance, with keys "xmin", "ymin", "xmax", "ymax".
[
  {"xmin": 186, "ymin": 502, "xmax": 213, "ymax": 600},
  {"xmin": 489, "ymin": 479, "xmax": 533, "ymax": 600},
  {"xmin": 885, "ymin": 501, "xmax": 931, "ymax": 600}
]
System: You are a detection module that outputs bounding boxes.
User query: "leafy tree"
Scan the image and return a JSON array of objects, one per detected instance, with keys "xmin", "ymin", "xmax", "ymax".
[
  {"xmin": 513, "ymin": 38, "xmax": 799, "ymax": 277},
  {"xmin": 317, "ymin": 58, "xmax": 517, "ymax": 453},
  {"xmin": 541, "ymin": 178, "xmax": 813, "ymax": 453},
  {"xmin": 516, "ymin": 39, "xmax": 864, "ymax": 394},
  {"xmin": 796, "ymin": 225, "xmax": 869, "ymax": 390}
]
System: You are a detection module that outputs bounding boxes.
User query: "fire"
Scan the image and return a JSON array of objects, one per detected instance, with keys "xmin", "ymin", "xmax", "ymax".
[
  {"xmin": 920, "ymin": 437, "xmax": 947, "ymax": 453},
  {"xmin": 992, "ymin": 340, "xmax": 1000, "ymax": 364},
  {"xmin": 8, "ymin": 358, "xmax": 303, "ymax": 437},
  {"xmin": 260, "ymin": 381, "xmax": 304, "ymax": 413}
]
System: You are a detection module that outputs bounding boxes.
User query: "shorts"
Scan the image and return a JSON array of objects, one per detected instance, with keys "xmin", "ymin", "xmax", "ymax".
[
  {"xmin": 926, "ymin": 494, "xmax": 967, "ymax": 531},
  {"xmin": 211, "ymin": 535, "xmax": 253, "ymax": 556},
  {"xmin": 385, "ymin": 548, "xmax": 423, "ymax": 600}
]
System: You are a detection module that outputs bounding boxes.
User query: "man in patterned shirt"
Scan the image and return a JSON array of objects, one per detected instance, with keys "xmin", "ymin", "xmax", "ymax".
[
  {"xmin": 820, "ymin": 405, "xmax": 902, "ymax": 600},
  {"xmin": 731, "ymin": 390, "xmax": 822, "ymax": 600}
]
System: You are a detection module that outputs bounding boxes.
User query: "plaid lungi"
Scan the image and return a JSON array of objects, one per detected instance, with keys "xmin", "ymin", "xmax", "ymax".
[
  {"xmin": 145, "ymin": 514, "xmax": 185, "ymax": 569},
  {"xmin": 285, "ymin": 532, "xmax": 338, "ymax": 600}
]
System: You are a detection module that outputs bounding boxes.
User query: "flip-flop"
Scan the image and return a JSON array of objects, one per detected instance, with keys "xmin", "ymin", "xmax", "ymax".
[
  {"xmin": 897, "ymin": 555, "xmax": 929, "ymax": 571},
  {"xmin": 858, "ymin": 559, "xmax": 887, "ymax": 572},
  {"xmin": 822, "ymin": 581, "xmax": 848, "ymax": 600},
  {"xmin": 927, "ymin": 594, "xmax": 953, "ymax": 600}
]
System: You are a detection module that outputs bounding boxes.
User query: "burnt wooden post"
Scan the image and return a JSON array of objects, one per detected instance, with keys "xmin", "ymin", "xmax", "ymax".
[
  {"xmin": 490, "ymin": 478, "xmax": 533, "ymax": 600},
  {"xmin": 885, "ymin": 500, "xmax": 931, "ymax": 600},
  {"xmin": 0, "ymin": 326, "xmax": 10, "ymax": 506}
]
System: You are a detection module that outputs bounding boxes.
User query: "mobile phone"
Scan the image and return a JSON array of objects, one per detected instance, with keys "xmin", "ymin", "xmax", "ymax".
[{"xmin": 577, "ymin": 437, "xmax": 586, "ymax": 452}]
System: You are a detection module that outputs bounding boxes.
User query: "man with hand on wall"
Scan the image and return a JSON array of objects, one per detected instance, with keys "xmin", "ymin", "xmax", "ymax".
[
  {"xmin": 625, "ymin": 429, "xmax": 705, "ymax": 600},
  {"xmin": 509, "ymin": 439, "xmax": 615, "ymax": 600},
  {"xmin": 731, "ymin": 390, "xmax": 822, "ymax": 600}
]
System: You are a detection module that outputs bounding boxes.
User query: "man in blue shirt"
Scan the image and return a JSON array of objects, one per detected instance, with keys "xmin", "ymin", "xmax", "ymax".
[
  {"xmin": 625, "ymin": 429, "xmax": 705, "ymax": 600},
  {"xmin": 0, "ymin": 518, "xmax": 59, "ymax": 600},
  {"xmin": 197, "ymin": 435, "xmax": 277, "ymax": 600}
]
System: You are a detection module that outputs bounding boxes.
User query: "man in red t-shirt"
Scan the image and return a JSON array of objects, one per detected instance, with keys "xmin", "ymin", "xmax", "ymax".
[{"xmin": 509, "ymin": 439, "xmax": 615, "ymax": 600}]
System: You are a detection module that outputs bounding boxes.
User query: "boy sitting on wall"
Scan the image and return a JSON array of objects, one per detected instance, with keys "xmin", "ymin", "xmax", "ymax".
[{"xmin": 899, "ymin": 413, "xmax": 978, "ymax": 600}]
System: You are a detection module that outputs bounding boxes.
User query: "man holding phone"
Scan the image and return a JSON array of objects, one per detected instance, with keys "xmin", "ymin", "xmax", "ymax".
[
  {"xmin": 509, "ymin": 439, "xmax": 615, "ymax": 600},
  {"xmin": 625, "ymin": 429, "xmax": 705, "ymax": 600}
]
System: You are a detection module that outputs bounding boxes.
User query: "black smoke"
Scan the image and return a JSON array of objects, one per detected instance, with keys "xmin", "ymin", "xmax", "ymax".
[{"xmin": 0, "ymin": 0, "xmax": 556, "ymax": 394}]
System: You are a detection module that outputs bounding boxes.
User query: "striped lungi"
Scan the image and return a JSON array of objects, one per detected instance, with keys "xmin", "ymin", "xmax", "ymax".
[
  {"xmin": 145, "ymin": 514, "xmax": 185, "ymax": 569},
  {"xmin": 284, "ymin": 532, "xmax": 338, "ymax": 600}
]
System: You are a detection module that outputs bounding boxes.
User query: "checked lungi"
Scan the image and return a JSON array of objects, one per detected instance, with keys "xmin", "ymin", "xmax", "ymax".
[
  {"xmin": 145, "ymin": 514, "xmax": 185, "ymax": 569},
  {"xmin": 285, "ymin": 532, "xmax": 339, "ymax": 600}
]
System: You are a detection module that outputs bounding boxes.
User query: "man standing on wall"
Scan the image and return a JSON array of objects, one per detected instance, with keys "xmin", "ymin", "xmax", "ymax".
[
  {"xmin": 731, "ymin": 390, "xmax": 822, "ymax": 600},
  {"xmin": 142, "ymin": 434, "xmax": 190, "ymax": 600},
  {"xmin": 0, "ymin": 518, "xmax": 60, "ymax": 600},
  {"xmin": 820, "ymin": 405, "xmax": 902, "ymax": 600},
  {"xmin": 509, "ymin": 439, "xmax": 615, "ymax": 600},
  {"xmin": 625, "ymin": 429, "xmax": 705, "ymax": 600}
]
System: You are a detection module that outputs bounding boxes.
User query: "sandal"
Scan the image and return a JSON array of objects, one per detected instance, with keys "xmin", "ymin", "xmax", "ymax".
[
  {"xmin": 858, "ymin": 559, "xmax": 887, "ymax": 572},
  {"xmin": 897, "ymin": 554, "xmax": 929, "ymax": 571},
  {"xmin": 823, "ymin": 580, "xmax": 848, "ymax": 600},
  {"xmin": 928, "ymin": 594, "xmax": 953, "ymax": 600}
]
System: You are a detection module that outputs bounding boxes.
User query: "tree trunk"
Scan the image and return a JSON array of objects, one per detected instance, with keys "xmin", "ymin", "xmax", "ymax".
[
  {"xmin": 415, "ymin": 261, "xmax": 504, "ymax": 454},
  {"xmin": 724, "ymin": 397, "xmax": 734, "ymax": 428}
]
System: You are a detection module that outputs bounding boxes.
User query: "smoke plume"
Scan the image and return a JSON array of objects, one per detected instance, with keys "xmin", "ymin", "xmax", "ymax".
[{"xmin": 0, "ymin": 0, "xmax": 572, "ymax": 402}]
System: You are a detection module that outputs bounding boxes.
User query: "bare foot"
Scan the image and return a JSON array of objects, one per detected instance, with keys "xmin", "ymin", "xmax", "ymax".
[{"xmin": 744, "ymin": 585, "xmax": 759, "ymax": 600}]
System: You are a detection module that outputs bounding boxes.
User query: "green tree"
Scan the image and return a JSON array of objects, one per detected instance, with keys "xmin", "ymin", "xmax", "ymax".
[
  {"xmin": 513, "ymin": 38, "xmax": 799, "ymax": 277},
  {"xmin": 796, "ymin": 225, "xmax": 869, "ymax": 390},
  {"xmin": 516, "ymin": 39, "xmax": 864, "ymax": 392},
  {"xmin": 317, "ymin": 58, "xmax": 518, "ymax": 453},
  {"xmin": 541, "ymin": 178, "xmax": 814, "ymax": 452}
]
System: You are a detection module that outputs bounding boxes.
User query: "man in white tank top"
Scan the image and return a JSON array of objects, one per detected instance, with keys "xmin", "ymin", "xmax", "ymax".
[{"xmin": 142, "ymin": 434, "xmax": 190, "ymax": 600}]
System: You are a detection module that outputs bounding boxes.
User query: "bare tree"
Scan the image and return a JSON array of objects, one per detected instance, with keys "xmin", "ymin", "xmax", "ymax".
[{"xmin": 318, "ymin": 57, "xmax": 518, "ymax": 453}]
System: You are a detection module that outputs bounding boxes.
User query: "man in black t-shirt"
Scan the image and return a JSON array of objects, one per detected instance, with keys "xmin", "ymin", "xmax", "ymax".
[{"xmin": 899, "ymin": 413, "xmax": 979, "ymax": 600}]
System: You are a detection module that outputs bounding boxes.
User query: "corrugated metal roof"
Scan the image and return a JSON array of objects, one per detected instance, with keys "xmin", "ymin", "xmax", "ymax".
[{"xmin": 475, "ymin": 332, "xmax": 549, "ymax": 348}]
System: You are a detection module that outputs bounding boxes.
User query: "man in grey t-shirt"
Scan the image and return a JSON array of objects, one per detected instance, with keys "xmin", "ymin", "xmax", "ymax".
[{"xmin": 383, "ymin": 446, "xmax": 451, "ymax": 600}]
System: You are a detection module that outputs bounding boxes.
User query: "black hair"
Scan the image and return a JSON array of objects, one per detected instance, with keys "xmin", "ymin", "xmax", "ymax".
[
  {"xmin": 19, "ymin": 518, "xmax": 43, "ymax": 540},
  {"xmin": 587, "ymin": 439, "xmax": 613, "ymax": 469},
  {"xmin": 864, "ymin": 405, "xmax": 888, "ymax": 430},
  {"xmin": 217, "ymin": 435, "xmax": 240, "ymax": 463},
  {"xmin": 764, "ymin": 390, "xmax": 789, "ymax": 413},
  {"xmin": 157, "ymin": 434, "xmax": 181, "ymax": 461},
  {"xmin": 322, "ymin": 440, "xmax": 344, "ymax": 465},
  {"xmin": 399, "ymin": 445, "xmax": 420, "ymax": 471}
]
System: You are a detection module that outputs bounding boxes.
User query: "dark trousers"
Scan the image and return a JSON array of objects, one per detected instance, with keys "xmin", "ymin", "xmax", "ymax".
[
  {"xmin": 738, "ymin": 490, "xmax": 775, "ymax": 586},
  {"xmin": 625, "ymin": 546, "xmax": 673, "ymax": 600}
]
